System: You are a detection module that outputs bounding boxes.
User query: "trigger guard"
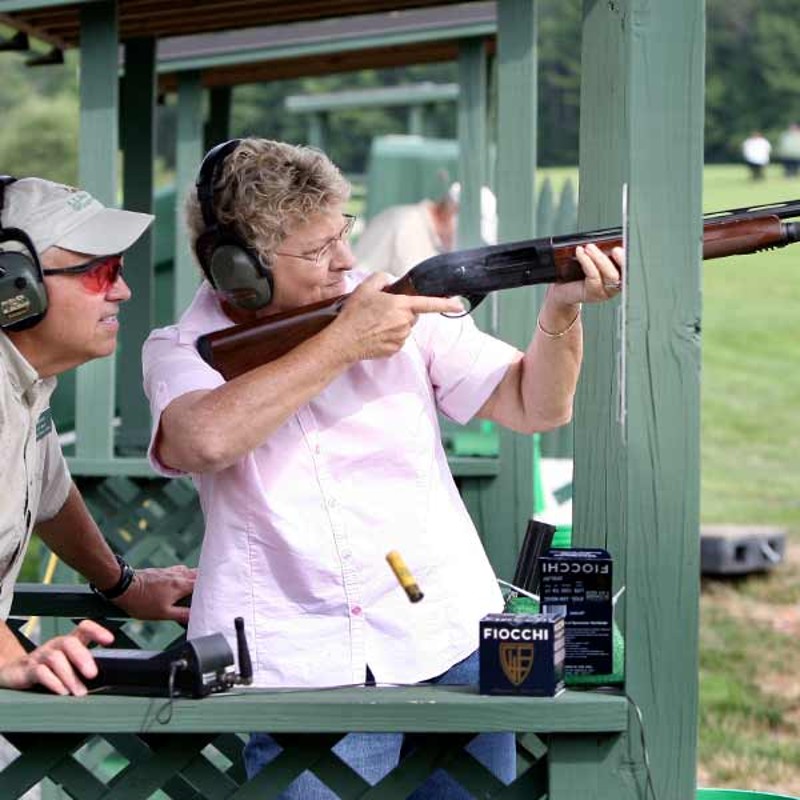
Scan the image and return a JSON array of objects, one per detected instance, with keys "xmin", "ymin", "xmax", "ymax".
[{"xmin": 441, "ymin": 293, "xmax": 488, "ymax": 319}]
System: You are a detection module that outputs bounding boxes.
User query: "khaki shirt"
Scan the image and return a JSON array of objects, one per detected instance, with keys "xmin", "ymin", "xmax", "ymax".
[{"xmin": 0, "ymin": 334, "xmax": 71, "ymax": 618}]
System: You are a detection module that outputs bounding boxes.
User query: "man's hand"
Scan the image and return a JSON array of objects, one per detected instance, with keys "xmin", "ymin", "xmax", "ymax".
[
  {"xmin": 0, "ymin": 620, "xmax": 113, "ymax": 696},
  {"xmin": 333, "ymin": 273, "xmax": 464, "ymax": 362},
  {"xmin": 112, "ymin": 565, "xmax": 197, "ymax": 625}
]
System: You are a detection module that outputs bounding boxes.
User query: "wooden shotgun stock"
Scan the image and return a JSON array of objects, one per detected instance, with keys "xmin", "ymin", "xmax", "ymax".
[{"xmin": 197, "ymin": 199, "xmax": 800, "ymax": 380}]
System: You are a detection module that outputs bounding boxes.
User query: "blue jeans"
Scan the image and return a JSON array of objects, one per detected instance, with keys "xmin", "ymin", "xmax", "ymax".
[{"xmin": 243, "ymin": 650, "xmax": 515, "ymax": 799}]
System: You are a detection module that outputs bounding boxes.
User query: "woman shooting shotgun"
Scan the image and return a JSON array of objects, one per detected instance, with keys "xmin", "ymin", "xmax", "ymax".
[{"xmin": 142, "ymin": 137, "xmax": 623, "ymax": 797}]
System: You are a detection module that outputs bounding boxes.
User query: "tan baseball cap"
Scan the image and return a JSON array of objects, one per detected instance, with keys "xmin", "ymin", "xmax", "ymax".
[{"xmin": 1, "ymin": 177, "xmax": 154, "ymax": 257}]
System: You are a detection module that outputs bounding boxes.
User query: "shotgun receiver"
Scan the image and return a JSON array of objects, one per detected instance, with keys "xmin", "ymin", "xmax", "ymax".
[{"xmin": 197, "ymin": 199, "xmax": 800, "ymax": 380}]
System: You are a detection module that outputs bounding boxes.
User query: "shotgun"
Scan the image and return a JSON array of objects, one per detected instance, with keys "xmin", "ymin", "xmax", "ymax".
[{"xmin": 197, "ymin": 199, "xmax": 800, "ymax": 380}]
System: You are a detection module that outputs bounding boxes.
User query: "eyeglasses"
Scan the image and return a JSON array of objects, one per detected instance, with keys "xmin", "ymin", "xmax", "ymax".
[
  {"xmin": 43, "ymin": 254, "xmax": 124, "ymax": 294},
  {"xmin": 275, "ymin": 214, "xmax": 356, "ymax": 266}
]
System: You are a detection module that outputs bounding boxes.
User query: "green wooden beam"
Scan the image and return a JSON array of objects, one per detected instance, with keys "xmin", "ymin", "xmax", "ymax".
[
  {"xmin": 0, "ymin": 687, "xmax": 627, "ymax": 734},
  {"xmin": 66, "ymin": 456, "xmax": 154, "ymax": 477},
  {"xmin": 0, "ymin": 0, "xmax": 100, "ymax": 11},
  {"xmin": 118, "ymin": 36, "xmax": 156, "ymax": 455},
  {"xmin": 448, "ymin": 456, "xmax": 500, "ymax": 478},
  {"xmin": 158, "ymin": 26, "xmax": 495, "ymax": 76},
  {"xmin": 173, "ymin": 71, "xmax": 204, "ymax": 320},
  {"xmin": 74, "ymin": 0, "xmax": 118, "ymax": 465},
  {"xmin": 64, "ymin": 455, "xmax": 499, "ymax": 480},
  {"xmin": 285, "ymin": 83, "xmax": 458, "ymax": 114}
]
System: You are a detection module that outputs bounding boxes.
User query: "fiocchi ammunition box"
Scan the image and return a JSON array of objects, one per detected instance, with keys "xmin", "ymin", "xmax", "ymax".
[
  {"xmin": 539, "ymin": 548, "xmax": 613, "ymax": 676},
  {"xmin": 479, "ymin": 613, "xmax": 565, "ymax": 697}
]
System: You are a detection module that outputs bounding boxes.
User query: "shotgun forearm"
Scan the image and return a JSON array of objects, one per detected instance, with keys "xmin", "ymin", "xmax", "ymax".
[{"xmin": 197, "ymin": 200, "xmax": 800, "ymax": 380}]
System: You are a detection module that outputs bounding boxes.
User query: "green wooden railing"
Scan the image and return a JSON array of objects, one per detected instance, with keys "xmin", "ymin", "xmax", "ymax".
[{"xmin": 3, "ymin": 586, "xmax": 627, "ymax": 799}]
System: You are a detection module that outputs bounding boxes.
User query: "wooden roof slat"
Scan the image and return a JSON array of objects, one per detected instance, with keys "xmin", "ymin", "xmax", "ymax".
[
  {"xmin": 117, "ymin": 2, "xmax": 463, "ymax": 40},
  {"xmin": 158, "ymin": 41, "xmax": 467, "ymax": 92},
  {"xmin": 0, "ymin": 11, "xmax": 67, "ymax": 48},
  {"xmin": 3, "ymin": 0, "xmax": 480, "ymax": 48}
]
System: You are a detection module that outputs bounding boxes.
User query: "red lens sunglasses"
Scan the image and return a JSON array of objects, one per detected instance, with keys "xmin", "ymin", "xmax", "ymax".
[{"xmin": 43, "ymin": 254, "xmax": 124, "ymax": 294}]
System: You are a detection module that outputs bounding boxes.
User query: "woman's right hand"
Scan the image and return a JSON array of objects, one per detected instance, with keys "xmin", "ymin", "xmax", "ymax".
[{"xmin": 333, "ymin": 273, "xmax": 463, "ymax": 362}]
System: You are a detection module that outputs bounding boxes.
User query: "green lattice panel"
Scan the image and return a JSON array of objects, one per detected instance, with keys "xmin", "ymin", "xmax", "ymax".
[
  {"xmin": 1, "ymin": 732, "xmax": 549, "ymax": 799},
  {"xmin": 74, "ymin": 475, "xmax": 203, "ymax": 570},
  {"xmin": 35, "ymin": 476, "xmax": 201, "ymax": 648}
]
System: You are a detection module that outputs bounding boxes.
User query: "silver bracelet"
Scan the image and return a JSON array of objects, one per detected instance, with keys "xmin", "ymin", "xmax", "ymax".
[{"xmin": 536, "ymin": 305, "xmax": 582, "ymax": 339}]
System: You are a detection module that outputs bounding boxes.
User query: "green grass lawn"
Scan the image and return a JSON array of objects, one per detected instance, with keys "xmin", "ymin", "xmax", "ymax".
[
  {"xmin": 701, "ymin": 166, "xmax": 800, "ymax": 529},
  {"xmin": 698, "ymin": 165, "xmax": 800, "ymax": 794}
]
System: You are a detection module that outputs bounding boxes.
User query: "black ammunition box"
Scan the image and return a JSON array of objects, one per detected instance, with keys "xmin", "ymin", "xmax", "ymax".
[
  {"xmin": 479, "ymin": 613, "xmax": 565, "ymax": 697},
  {"xmin": 539, "ymin": 548, "xmax": 613, "ymax": 676}
]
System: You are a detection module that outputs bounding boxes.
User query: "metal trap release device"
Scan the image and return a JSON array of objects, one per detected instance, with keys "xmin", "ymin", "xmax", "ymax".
[{"xmin": 87, "ymin": 617, "xmax": 253, "ymax": 698}]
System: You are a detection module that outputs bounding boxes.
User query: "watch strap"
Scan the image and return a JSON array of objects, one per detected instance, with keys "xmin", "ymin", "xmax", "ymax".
[{"xmin": 90, "ymin": 554, "xmax": 135, "ymax": 601}]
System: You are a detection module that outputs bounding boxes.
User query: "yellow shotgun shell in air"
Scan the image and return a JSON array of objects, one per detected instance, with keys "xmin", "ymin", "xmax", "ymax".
[{"xmin": 385, "ymin": 550, "xmax": 424, "ymax": 603}]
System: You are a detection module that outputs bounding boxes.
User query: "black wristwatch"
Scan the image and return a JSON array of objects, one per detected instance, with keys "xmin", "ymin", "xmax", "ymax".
[{"xmin": 90, "ymin": 554, "xmax": 136, "ymax": 601}]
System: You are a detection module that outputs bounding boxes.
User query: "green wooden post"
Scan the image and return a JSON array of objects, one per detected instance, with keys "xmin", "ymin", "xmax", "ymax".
[
  {"xmin": 567, "ymin": 2, "xmax": 638, "ymax": 795},
  {"xmin": 407, "ymin": 104, "xmax": 424, "ymax": 136},
  {"xmin": 621, "ymin": 2, "xmax": 703, "ymax": 796},
  {"xmin": 457, "ymin": 37, "xmax": 486, "ymax": 250},
  {"xmin": 456, "ymin": 35, "xmax": 492, "ymax": 349},
  {"xmin": 477, "ymin": 0, "xmax": 537, "ymax": 580},
  {"xmin": 205, "ymin": 85, "xmax": 231, "ymax": 150},
  {"xmin": 118, "ymin": 36, "xmax": 156, "ymax": 455},
  {"xmin": 74, "ymin": 0, "xmax": 118, "ymax": 464},
  {"xmin": 174, "ymin": 71, "xmax": 204, "ymax": 321},
  {"xmin": 308, "ymin": 111, "xmax": 326, "ymax": 151},
  {"xmin": 568, "ymin": 0, "xmax": 704, "ymax": 798}
]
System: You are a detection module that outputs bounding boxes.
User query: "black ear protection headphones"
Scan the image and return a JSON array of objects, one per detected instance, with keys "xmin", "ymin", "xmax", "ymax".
[
  {"xmin": 194, "ymin": 139, "xmax": 274, "ymax": 310},
  {"xmin": 0, "ymin": 176, "xmax": 48, "ymax": 331}
]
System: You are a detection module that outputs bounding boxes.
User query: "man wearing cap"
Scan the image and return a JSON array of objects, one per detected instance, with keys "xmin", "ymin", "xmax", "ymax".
[{"xmin": 0, "ymin": 177, "xmax": 196, "ymax": 696}]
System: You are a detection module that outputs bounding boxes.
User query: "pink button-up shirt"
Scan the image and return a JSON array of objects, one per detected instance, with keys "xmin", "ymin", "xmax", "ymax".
[{"xmin": 143, "ymin": 275, "xmax": 519, "ymax": 687}]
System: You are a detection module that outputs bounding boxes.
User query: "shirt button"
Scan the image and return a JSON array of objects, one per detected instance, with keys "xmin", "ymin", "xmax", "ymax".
[
  {"xmin": 328, "ymin": 497, "xmax": 337, "ymax": 508},
  {"xmin": 315, "ymin": 444, "xmax": 321, "ymax": 455},
  {"xmin": 351, "ymin": 606, "xmax": 362, "ymax": 616}
]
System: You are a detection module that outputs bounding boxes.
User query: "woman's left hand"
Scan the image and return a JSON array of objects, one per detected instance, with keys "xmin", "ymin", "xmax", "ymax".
[{"xmin": 550, "ymin": 243, "xmax": 625, "ymax": 308}]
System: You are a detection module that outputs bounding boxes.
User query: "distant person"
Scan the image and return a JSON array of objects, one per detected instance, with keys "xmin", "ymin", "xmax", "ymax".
[
  {"xmin": 447, "ymin": 181, "xmax": 498, "ymax": 246},
  {"xmin": 776, "ymin": 123, "xmax": 800, "ymax": 177},
  {"xmin": 352, "ymin": 183, "xmax": 497, "ymax": 278},
  {"xmin": 742, "ymin": 131, "xmax": 771, "ymax": 181}
]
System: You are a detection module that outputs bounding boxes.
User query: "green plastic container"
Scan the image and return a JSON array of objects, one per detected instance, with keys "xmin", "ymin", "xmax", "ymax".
[{"xmin": 697, "ymin": 790, "xmax": 800, "ymax": 800}]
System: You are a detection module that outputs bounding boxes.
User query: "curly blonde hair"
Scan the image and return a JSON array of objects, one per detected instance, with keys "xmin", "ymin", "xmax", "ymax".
[{"xmin": 186, "ymin": 137, "xmax": 351, "ymax": 267}]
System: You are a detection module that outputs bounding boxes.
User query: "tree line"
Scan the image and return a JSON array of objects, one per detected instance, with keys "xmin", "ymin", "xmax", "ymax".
[{"xmin": 0, "ymin": 0, "xmax": 798, "ymax": 178}]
